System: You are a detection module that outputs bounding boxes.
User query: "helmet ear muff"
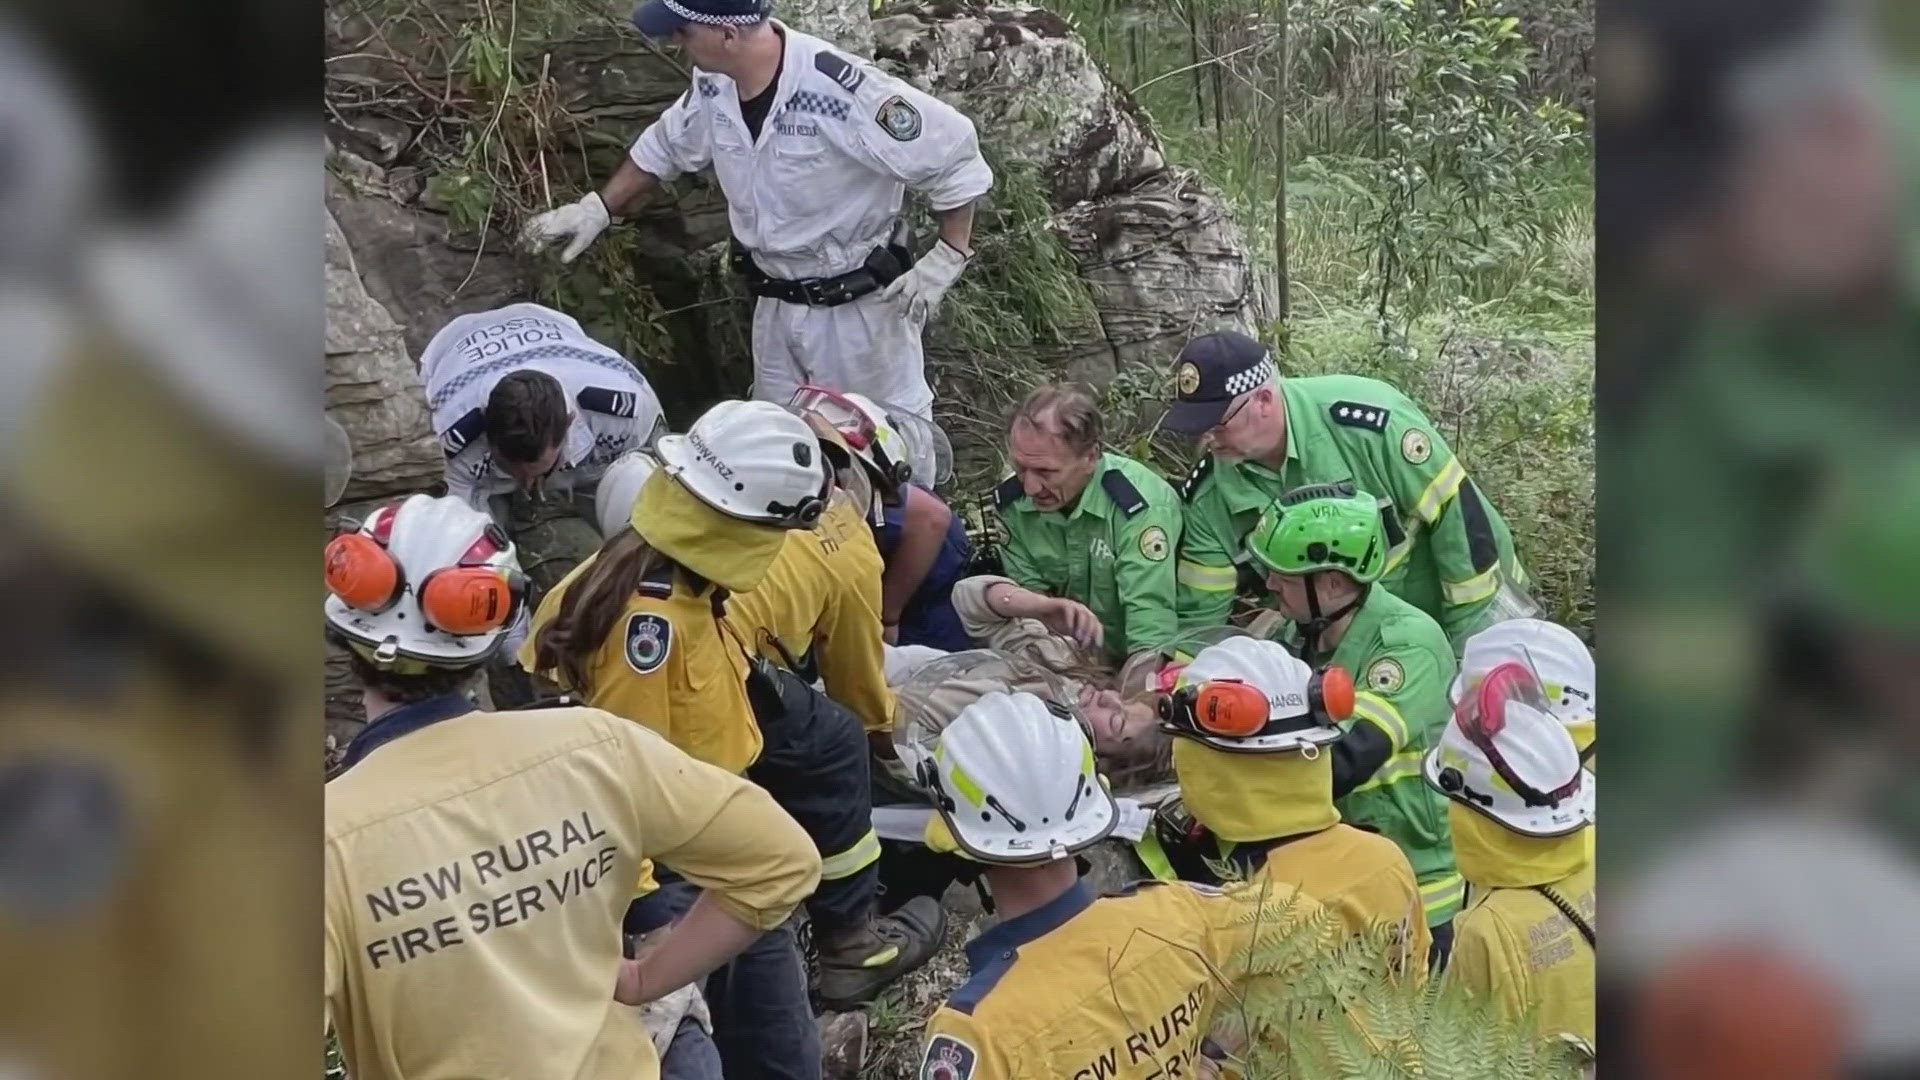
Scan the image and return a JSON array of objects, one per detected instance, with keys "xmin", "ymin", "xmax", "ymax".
[
  {"xmin": 1191, "ymin": 680, "xmax": 1271, "ymax": 737},
  {"xmin": 417, "ymin": 565, "xmax": 526, "ymax": 636},
  {"xmin": 325, "ymin": 531, "xmax": 404, "ymax": 613},
  {"xmin": 1311, "ymin": 664, "xmax": 1355, "ymax": 722}
]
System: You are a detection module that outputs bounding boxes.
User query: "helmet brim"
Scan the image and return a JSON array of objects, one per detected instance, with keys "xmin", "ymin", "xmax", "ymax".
[
  {"xmin": 1163, "ymin": 722, "xmax": 1344, "ymax": 756},
  {"xmin": 1421, "ymin": 746, "xmax": 1596, "ymax": 837},
  {"xmin": 936, "ymin": 783, "xmax": 1120, "ymax": 865}
]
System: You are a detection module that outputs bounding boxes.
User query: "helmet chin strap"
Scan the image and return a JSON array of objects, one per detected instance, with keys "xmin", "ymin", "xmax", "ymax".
[{"xmin": 1296, "ymin": 574, "xmax": 1365, "ymax": 663}]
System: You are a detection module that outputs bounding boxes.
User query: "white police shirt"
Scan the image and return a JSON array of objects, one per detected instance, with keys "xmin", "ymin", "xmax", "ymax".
[
  {"xmin": 630, "ymin": 23, "xmax": 994, "ymax": 281},
  {"xmin": 420, "ymin": 303, "xmax": 665, "ymax": 508}
]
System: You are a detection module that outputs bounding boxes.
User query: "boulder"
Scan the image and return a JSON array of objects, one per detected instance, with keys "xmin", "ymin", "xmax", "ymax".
[
  {"xmin": 1050, "ymin": 168, "xmax": 1272, "ymax": 376},
  {"xmin": 325, "ymin": 203, "xmax": 441, "ymax": 501},
  {"xmin": 326, "ymin": 163, "xmax": 526, "ymax": 362},
  {"xmin": 782, "ymin": 0, "xmax": 875, "ymax": 55},
  {"xmin": 872, "ymin": 1, "xmax": 1163, "ymax": 208}
]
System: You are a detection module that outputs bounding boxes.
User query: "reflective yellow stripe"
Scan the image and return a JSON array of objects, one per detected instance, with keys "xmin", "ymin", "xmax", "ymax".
[
  {"xmin": 820, "ymin": 828, "xmax": 882, "ymax": 881},
  {"xmin": 1442, "ymin": 564, "xmax": 1501, "ymax": 605},
  {"xmin": 1177, "ymin": 560, "xmax": 1238, "ymax": 591},
  {"xmin": 950, "ymin": 760, "xmax": 986, "ymax": 808},
  {"xmin": 1351, "ymin": 692, "xmax": 1410, "ymax": 753},
  {"xmin": 1413, "ymin": 456, "xmax": 1467, "ymax": 525},
  {"xmin": 1350, "ymin": 748, "xmax": 1424, "ymax": 794},
  {"xmin": 1134, "ymin": 829, "xmax": 1179, "ymax": 882},
  {"xmin": 1420, "ymin": 873, "xmax": 1465, "ymax": 919}
]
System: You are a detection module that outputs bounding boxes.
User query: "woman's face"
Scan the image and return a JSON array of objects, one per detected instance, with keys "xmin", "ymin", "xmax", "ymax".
[{"xmin": 1080, "ymin": 687, "xmax": 1160, "ymax": 760}]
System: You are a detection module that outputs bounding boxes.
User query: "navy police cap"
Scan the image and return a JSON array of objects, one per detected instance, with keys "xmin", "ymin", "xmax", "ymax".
[
  {"xmin": 634, "ymin": 0, "xmax": 771, "ymax": 37},
  {"xmin": 1162, "ymin": 330, "xmax": 1278, "ymax": 436}
]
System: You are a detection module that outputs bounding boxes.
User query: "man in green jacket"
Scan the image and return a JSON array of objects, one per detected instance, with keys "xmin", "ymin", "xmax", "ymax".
[
  {"xmin": 1247, "ymin": 483, "xmax": 1465, "ymax": 957},
  {"xmin": 993, "ymin": 383, "xmax": 1184, "ymax": 670},
  {"xmin": 1163, "ymin": 330, "xmax": 1533, "ymax": 648}
]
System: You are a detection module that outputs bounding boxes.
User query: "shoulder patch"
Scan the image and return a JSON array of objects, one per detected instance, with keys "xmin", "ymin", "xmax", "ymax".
[
  {"xmin": 441, "ymin": 408, "xmax": 486, "ymax": 458},
  {"xmin": 577, "ymin": 386, "xmax": 639, "ymax": 419},
  {"xmin": 876, "ymin": 95, "xmax": 922, "ymax": 141},
  {"xmin": 993, "ymin": 475, "xmax": 1024, "ymax": 511},
  {"xmin": 624, "ymin": 613, "xmax": 673, "ymax": 674},
  {"xmin": 1138, "ymin": 524, "xmax": 1170, "ymax": 562},
  {"xmin": 637, "ymin": 560, "xmax": 676, "ymax": 599},
  {"xmin": 814, "ymin": 49, "xmax": 865, "ymax": 93},
  {"xmin": 1400, "ymin": 427, "xmax": 1432, "ymax": 464},
  {"xmin": 918, "ymin": 1034, "xmax": 978, "ymax": 1080},
  {"xmin": 1179, "ymin": 454, "xmax": 1215, "ymax": 503},
  {"xmin": 1101, "ymin": 469, "xmax": 1148, "ymax": 517},
  {"xmin": 1329, "ymin": 401, "xmax": 1391, "ymax": 433},
  {"xmin": 1365, "ymin": 656, "xmax": 1406, "ymax": 695}
]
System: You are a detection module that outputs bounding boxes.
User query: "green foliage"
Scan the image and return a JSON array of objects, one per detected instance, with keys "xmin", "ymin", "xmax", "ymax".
[
  {"xmin": 331, "ymin": 0, "xmax": 674, "ymax": 362},
  {"xmin": 1285, "ymin": 308, "xmax": 1593, "ymax": 630},
  {"xmin": 931, "ymin": 155, "xmax": 1105, "ymax": 490},
  {"xmin": 1042, "ymin": 0, "xmax": 1593, "ymax": 627},
  {"xmin": 1226, "ymin": 920, "xmax": 1589, "ymax": 1080}
]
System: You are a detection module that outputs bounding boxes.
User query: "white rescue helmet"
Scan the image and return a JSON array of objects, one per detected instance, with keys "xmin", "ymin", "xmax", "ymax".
[
  {"xmin": 1425, "ymin": 661, "xmax": 1595, "ymax": 836},
  {"xmin": 594, "ymin": 450, "xmax": 661, "ymax": 539},
  {"xmin": 1166, "ymin": 637, "xmax": 1353, "ymax": 754},
  {"xmin": 921, "ymin": 691, "xmax": 1118, "ymax": 864},
  {"xmin": 324, "ymin": 494, "xmax": 527, "ymax": 672},
  {"xmin": 788, "ymin": 384, "xmax": 953, "ymax": 489},
  {"xmin": 1453, "ymin": 619, "xmax": 1595, "ymax": 727},
  {"xmin": 654, "ymin": 400, "xmax": 829, "ymax": 527}
]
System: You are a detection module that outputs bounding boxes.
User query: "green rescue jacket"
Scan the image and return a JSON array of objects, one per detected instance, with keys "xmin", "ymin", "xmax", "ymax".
[
  {"xmin": 995, "ymin": 451, "xmax": 1183, "ymax": 661},
  {"xmin": 1176, "ymin": 374, "xmax": 1527, "ymax": 647}
]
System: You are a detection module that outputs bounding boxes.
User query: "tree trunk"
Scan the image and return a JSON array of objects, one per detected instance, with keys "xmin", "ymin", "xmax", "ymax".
[
  {"xmin": 1185, "ymin": 1, "xmax": 1205, "ymax": 129},
  {"xmin": 1273, "ymin": 0, "xmax": 1290, "ymax": 322}
]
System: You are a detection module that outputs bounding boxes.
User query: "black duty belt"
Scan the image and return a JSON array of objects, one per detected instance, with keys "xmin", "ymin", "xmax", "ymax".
[
  {"xmin": 731, "ymin": 235, "xmax": 913, "ymax": 308},
  {"xmin": 747, "ymin": 266, "xmax": 885, "ymax": 307}
]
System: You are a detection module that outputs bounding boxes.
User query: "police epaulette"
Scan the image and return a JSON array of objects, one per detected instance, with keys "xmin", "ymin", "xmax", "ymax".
[
  {"xmin": 577, "ymin": 386, "xmax": 639, "ymax": 419},
  {"xmin": 1328, "ymin": 400, "xmax": 1390, "ymax": 433},
  {"xmin": 993, "ymin": 475, "xmax": 1023, "ymax": 510},
  {"xmin": 636, "ymin": 559, "xmax": 676, "ymax": 599},
  {"xmin": 1178, "ymin": 455, "xmax": 1215, "ymax": 503},
  {"xmin": 1101, "ymin": 469, "xmax": 1148, "ymax": 517},
  {"xmin": 441, "ymin": 408, "xmax": 486, "ymax": 458},
  {"xmin": 814, "ymin": 49, "xmax": 865, "ymax": 93}
]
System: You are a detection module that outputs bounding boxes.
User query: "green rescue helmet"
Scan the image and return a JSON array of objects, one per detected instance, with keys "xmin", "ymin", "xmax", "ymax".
[{"xmin": 1246, "ymin": 482, "xmax": 1388, "ymax": 584}]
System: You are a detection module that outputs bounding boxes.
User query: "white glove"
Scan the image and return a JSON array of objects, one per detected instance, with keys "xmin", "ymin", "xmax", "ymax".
[
  {"xmin": 521, "ymin": 192, "xmax": 612, "ymax": 264},
  {"xmin": 878, "ymin": 239, "xmax": 969, "ymax": 324}
]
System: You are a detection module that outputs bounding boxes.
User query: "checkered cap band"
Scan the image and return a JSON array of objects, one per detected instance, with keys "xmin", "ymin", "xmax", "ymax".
[
  {"xmin": 1223, "ymin": 355, "xmax": 1276, "ymax": 397},
  {"xmin": 662, "ymin": 0, "xmax": 766, "ymax": 25}
]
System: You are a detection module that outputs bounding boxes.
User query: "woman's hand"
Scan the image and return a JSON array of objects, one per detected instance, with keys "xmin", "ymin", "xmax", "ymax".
[{"xmin": 1038, "ymin": 597, "xmax": 1104, "ymax": 651}]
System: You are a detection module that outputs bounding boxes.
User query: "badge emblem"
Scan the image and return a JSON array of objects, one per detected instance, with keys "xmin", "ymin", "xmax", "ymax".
[
  {"xmin": 625, "ymin": 613, "xmax": 673, "ymax": 674},
  {"xmin": 1176, "ymin": 361, "xmax": 1202, "ymax": 396},
  {"xmin": 1367, "ymin": 657, "xmax": 1406, "ymax": 694},
  {"xmin": 877, "ymin": 96, "xmax": 922, "ymax": 141},
  {"xmin": 1139, "ymin": 525, "xmax": 1170, "ymax": 562},
  {"xmin": 918, "ymin": 1035, "xmax": 977, "ymax": 1080},
  {"xmin": 1400, "ymin": 428, "xmax": 1432, "ymax": 464}
]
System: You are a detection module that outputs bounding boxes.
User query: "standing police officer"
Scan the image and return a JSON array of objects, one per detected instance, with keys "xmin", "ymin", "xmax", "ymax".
[
  {"xmin": 1163, "ymin": 331, "xmax": 1533, "ymax": 647},
  {"xmin": 522, "ymin": 0, "xmax": 993, "ymax": 418},
  {"xmin": 993, "ymin": 383, "xmax": 1184, "ymax": 670}
]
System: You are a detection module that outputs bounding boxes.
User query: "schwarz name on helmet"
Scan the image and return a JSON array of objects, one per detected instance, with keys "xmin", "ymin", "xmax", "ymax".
[{"xmin": 688, "ymin": 431, "xmax": 737, "ymax": 481}]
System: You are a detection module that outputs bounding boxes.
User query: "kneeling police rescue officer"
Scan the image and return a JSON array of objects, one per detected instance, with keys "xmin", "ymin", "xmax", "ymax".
[{"xmin": 324, "ymin": 493, "xmax": 821, "ymax": 1080}]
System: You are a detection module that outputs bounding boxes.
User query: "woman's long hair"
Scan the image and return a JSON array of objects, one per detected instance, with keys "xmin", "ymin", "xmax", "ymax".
[{"xmin": 532, "ymin": 528, "xmax": 666, "ymax": 696}]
